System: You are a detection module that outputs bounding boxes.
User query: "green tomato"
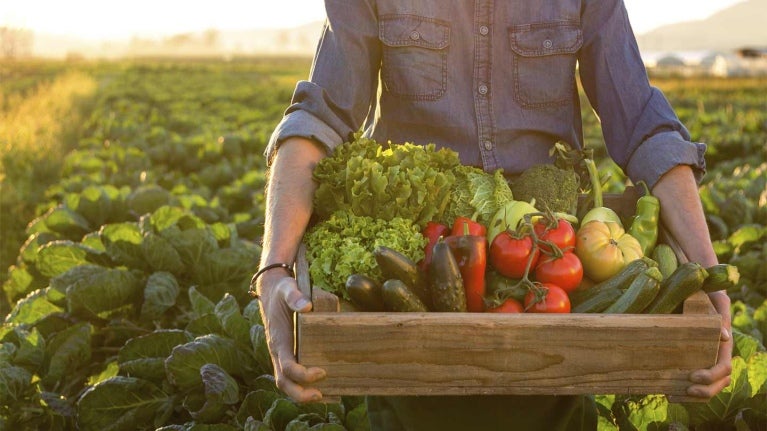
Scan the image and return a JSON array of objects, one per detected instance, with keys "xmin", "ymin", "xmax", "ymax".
[{"xmin": 580, "ymin": 207, "xmax": 623, "ymax": 228}]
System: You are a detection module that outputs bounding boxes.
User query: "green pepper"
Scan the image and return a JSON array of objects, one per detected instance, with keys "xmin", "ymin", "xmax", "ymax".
[{"xmin": 629, "ymin": 181, "xmax": 660, "ymax": 256}]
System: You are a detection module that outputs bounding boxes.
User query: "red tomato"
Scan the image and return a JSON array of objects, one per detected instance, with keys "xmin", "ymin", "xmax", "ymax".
[
  {"xmin": 489, "ymin": 231, "xmax": 540, "ymax": 279},
  {"xmin": 524, "ymin": 283, "xmax": 571, "ymax": 313},
  {"xmin": 486, "ymin": 298, "xmax": 524, "ymax": 313},
  {"xmin": 451, "ymin": 217, "xmax": 487, "ymax": 237},
  {"xmin": 534, "ymin": 251, "xmax": 584, "ymax": 293},
  {"xmin": 534, "ymin": 218, "xmax": 576, "ymax": 254}
]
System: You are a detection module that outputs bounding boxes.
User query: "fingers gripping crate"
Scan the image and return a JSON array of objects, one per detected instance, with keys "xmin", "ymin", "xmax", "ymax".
[{"xmin": 294, "ymin": 187, "xmax": 721, "ymax": 402}]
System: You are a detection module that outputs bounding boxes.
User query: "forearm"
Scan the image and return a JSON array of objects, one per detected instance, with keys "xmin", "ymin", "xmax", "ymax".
[
  {"xmin": 260, "ymin": 137, "xmax": 327, "ymax": 269},
  {"xmin": 654, "ymin": 167, "xmax": 732, "ymax": 398},
  {"xmin": 650, "ymin": 165, "xmax": 718, "ymax": 267}
]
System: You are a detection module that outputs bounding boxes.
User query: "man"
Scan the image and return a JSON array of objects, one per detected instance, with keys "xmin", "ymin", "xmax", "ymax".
[{"xmin": 253, "ymin": 1, "xmax": 732, "ymax": 429}]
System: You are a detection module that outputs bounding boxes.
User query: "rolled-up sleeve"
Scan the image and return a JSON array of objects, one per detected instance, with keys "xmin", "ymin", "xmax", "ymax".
[
  {"xmin": 625, "ymin": 129, "xmax": 706, "ymax": 188},
  {"xmin": 578, "ymin": 0, "xmax": 707, "ymax": 188},
  {"xmin": 266, "ymin": 84, "xmax": 347, "ymax": 159},
  {"xmin": 265, "ymin": 0, "xmax": 381, "ymax": 165}
]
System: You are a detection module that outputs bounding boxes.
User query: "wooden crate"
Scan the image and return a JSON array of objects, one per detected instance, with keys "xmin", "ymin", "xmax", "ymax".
[{"xmin": 295, "ymin": 187, "xmax": 722, "ymax": 402}]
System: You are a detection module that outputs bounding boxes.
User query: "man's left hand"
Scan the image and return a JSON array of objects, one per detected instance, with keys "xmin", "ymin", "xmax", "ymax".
[{"xmin": 686, "ymin": 290, "xmax": 733, "ymax": 398}]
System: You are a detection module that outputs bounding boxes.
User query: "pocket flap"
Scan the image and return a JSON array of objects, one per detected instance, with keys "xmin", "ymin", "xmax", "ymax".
[
  {"xmin": 509, "ymin": 23, "xmax": 582, "ymax": 57},
  {"xmin": 379, "ymin": 15, "xmax": 450, "ymax": 50}
]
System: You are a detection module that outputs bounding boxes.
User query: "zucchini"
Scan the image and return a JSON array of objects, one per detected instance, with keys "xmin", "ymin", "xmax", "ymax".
[
  {"xmin": 643, "ymin": 262, "xmax": 709, "ymax": 314},
  {"xmin": 374, "ymin": 246, "xmax": 431, "ymax": 308},
  {"xmin": 572, "ymin": 287, "xmax": 624, "ymax": 313},
  {"xmin": 640, "ymin": 256, "xmax": 659, "ymax": 267},
  {"xmin": 569, "ymin": 259, "xmax": 649, "ymax": 307},
  {"xmin": 345, "ymin": 273, "xmax": 384, "ymax": 311},
  {"xmin": 381, "ymin": 279, "xmax": 429, "ymax": 312},
  {"xmin": 702, "ymin": 263, "xmax": 740, "ymax": 293},
  {"xmin": 603, "ymin": 266, "xmax": 662, "ymax": 313},
  {"xmin": 651, "ymin": 243, "xmax": 678, "ymax": 280},
  {"xmin": 429, "ymin": 241, "xmax": 467, "ymax": 312}
]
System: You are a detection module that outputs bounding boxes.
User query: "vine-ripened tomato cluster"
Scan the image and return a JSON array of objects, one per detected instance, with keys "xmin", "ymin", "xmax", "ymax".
[{"xmin": 487, "ymin": 210, "xmax": 583, "ymax": 313}]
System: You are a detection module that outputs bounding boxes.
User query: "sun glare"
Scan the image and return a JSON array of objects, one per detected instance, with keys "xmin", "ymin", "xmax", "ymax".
[
  {"xmin": 1, "ymin": 0, "xmax": 328, "ymax": 40},
  {"xmin": 0, "ymin": 0, "xmax": 746, "ymax": 40}
]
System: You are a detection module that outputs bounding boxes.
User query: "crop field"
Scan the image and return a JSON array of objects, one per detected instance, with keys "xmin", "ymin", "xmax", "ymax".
[{"xmin": 0, "ymin": 58, "xmax": 765, "ymax": 430}]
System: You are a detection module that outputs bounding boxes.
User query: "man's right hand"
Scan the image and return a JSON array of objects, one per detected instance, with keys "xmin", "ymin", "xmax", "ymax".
[{"xmin": 258, "ymin": 271, "xmax": 327, "ymax": 403}]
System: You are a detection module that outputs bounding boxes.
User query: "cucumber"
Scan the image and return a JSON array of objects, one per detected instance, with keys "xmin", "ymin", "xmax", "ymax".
[
  {"xmin": 381, "ymin": 279, "xmax": 429, "ymax": 312},
  {"xmin": 569, "ymin": 259, "xmax": 649, "ymax": 307},
  {"xmin": 429, "ymin": 241, "xmax": 467, "ymax": 312},
  {"xmin": 374, "ymin": 246, "xmax": 431, "ymax": 308},
  {"xmin": 651, "ymin": 243, "xmax": 678, "ymax": 280},
  {"xmin": 345, "ymin": 273, "xmax": 384, "ymax": 311},
  {"xmin": 643, "ymin": 262, "xmax": 709, "ymax": 314},
  {"xmin": 702, "ymin": 263, "xmax": 740, "ymax": 293},
  {"xmin": 603, "ymin": 266, "xmax": 662, "ymax": 314}
]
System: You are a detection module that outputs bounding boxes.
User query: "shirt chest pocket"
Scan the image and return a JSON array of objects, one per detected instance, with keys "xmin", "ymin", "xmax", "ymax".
[
  {"xmin": 509, "ymin": 23, "xmax": 582, "ymax": 108},
  {"xmin": 379, "ymin": 15, "xmax": 450, "ymax": 101}
]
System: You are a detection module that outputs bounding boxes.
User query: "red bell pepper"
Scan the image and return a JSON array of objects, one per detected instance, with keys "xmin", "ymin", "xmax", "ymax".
[
  {"xmin": 445, "ymin": 221, "xmax": 488, "ymax": 312},
  {"xmin": 420, "ymin": 221, "xmax": 450, "ymax": 272},
  {"xmin": 451, "ymin": 216, "xmax": 486, "ymax": 237}
]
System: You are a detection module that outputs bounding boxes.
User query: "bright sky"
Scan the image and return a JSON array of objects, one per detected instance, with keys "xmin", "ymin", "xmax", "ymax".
[{"xmin": 0, "ymin": 0, "xmax": 746, "ymax": 40}]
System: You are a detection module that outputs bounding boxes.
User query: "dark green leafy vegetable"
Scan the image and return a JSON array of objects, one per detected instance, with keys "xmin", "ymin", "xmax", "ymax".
[
  {"xmin": 165, "ymin": 334, "xmax": 255, "ymax": 391},
  {"xmin": 76, "ymin": 376, "xmax": 173, "ymax": 431},
  {"xmin": 42, "ymin": 322, "xmax": 92, "ymax": 387},
  {"xmin": 66, "ymin": 267, "xmax": 145, "ymax": 320},
  {"xmin": 140, "ymin": 271, "xmax": 180, "ymax": 320},
  {"xmin": 185, "ymin": 364, "xmax": 240, "ymax": 423},
  {"xmin": 118, "ymin": 329, "xmax": 194, "ymax": 381}
]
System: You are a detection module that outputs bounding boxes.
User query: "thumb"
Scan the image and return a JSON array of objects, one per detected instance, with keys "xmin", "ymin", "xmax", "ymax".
[
  {"xmin": 721, "ymin": 326, "xmax": 731, "ymax": 342},
  {"xmin": 276, "ymin": 277, "xmax": 312, "ymax": 312}
]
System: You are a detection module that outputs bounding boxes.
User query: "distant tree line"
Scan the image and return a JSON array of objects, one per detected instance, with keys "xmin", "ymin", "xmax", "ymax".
[{"xmin": 1, "ymin": 27, "xmax": 33, "ymax": 58}]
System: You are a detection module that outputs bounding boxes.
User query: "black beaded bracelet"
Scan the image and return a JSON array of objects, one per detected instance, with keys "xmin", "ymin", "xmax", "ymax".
[{"xmin": 248, "ymin": 263, "xmax": 294, "ymax": 298}]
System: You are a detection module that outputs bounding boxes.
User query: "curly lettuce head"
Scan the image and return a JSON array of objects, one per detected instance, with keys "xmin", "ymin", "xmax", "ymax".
[
  {"xmin": 303, "ymin": 210, "xmax": 426, "ymax": 299},
  {"xmin": 312, "ymin": 134, "xmax": 460, "ymax": 228}
]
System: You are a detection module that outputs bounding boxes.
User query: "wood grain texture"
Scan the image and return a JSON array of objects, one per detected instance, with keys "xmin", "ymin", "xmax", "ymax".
[
  {"xmin": 312, "ymin": 287, "xmax": 340, "ymax": 312},
  {"xmin": 295, "ymin": 242, "xmax": 311, "ymax": 299},
  {"xmin": 297, "ymin": 305, "xmax": 720, "ymax": 398},
  {"xmin": 683, "ymin": 290, "xmax": 718, "ymax": 315}
]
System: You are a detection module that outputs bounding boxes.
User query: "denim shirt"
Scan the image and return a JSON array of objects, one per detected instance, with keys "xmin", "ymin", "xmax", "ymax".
[{"xmin": 267, "ymin": 0, "xmax": 707, "ymax": 188}]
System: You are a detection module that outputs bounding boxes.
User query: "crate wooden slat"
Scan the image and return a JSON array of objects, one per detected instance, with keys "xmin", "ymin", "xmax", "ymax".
[
  {"xmin": 295, "ymin": 188, "xmax": 722, "ymax": 402},
  {"xmin": 297, "ymin": 297, "xmax": 719, "ymax": 400}
]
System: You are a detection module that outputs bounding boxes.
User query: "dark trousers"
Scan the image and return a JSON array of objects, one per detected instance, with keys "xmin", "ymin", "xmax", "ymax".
[{"xmin": 366, "ymin": 394, "xmax": 598, "ymax": 431}]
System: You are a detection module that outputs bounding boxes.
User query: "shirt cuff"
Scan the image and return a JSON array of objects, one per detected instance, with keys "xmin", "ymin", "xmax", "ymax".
[
  {"xmin": 625, "ymin": 130, "xmax": 708, "ymax": 189},
  {"xmin": 265, "ymin": 110, "xmax": 345, "ymax": 166}
]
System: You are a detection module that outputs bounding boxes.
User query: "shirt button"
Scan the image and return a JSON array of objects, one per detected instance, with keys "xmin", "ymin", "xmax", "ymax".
[
  {"xmin": 410, "ymin": 31, "xmax": 420, "ymax": 41},
  {"xmin": 543, "ymin": 39, "xmax": 553, "ymax": 49},
  {"xmin": 479, "ymin": 25, "xmax": 489, "ymax": 36},
  {"xmin": 478, "ymin": 84, "xmax": 488, "ymax": 95},
  {"xmin": 483, "ymin": 140, "xmax": 493, "ymax": 150}
]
